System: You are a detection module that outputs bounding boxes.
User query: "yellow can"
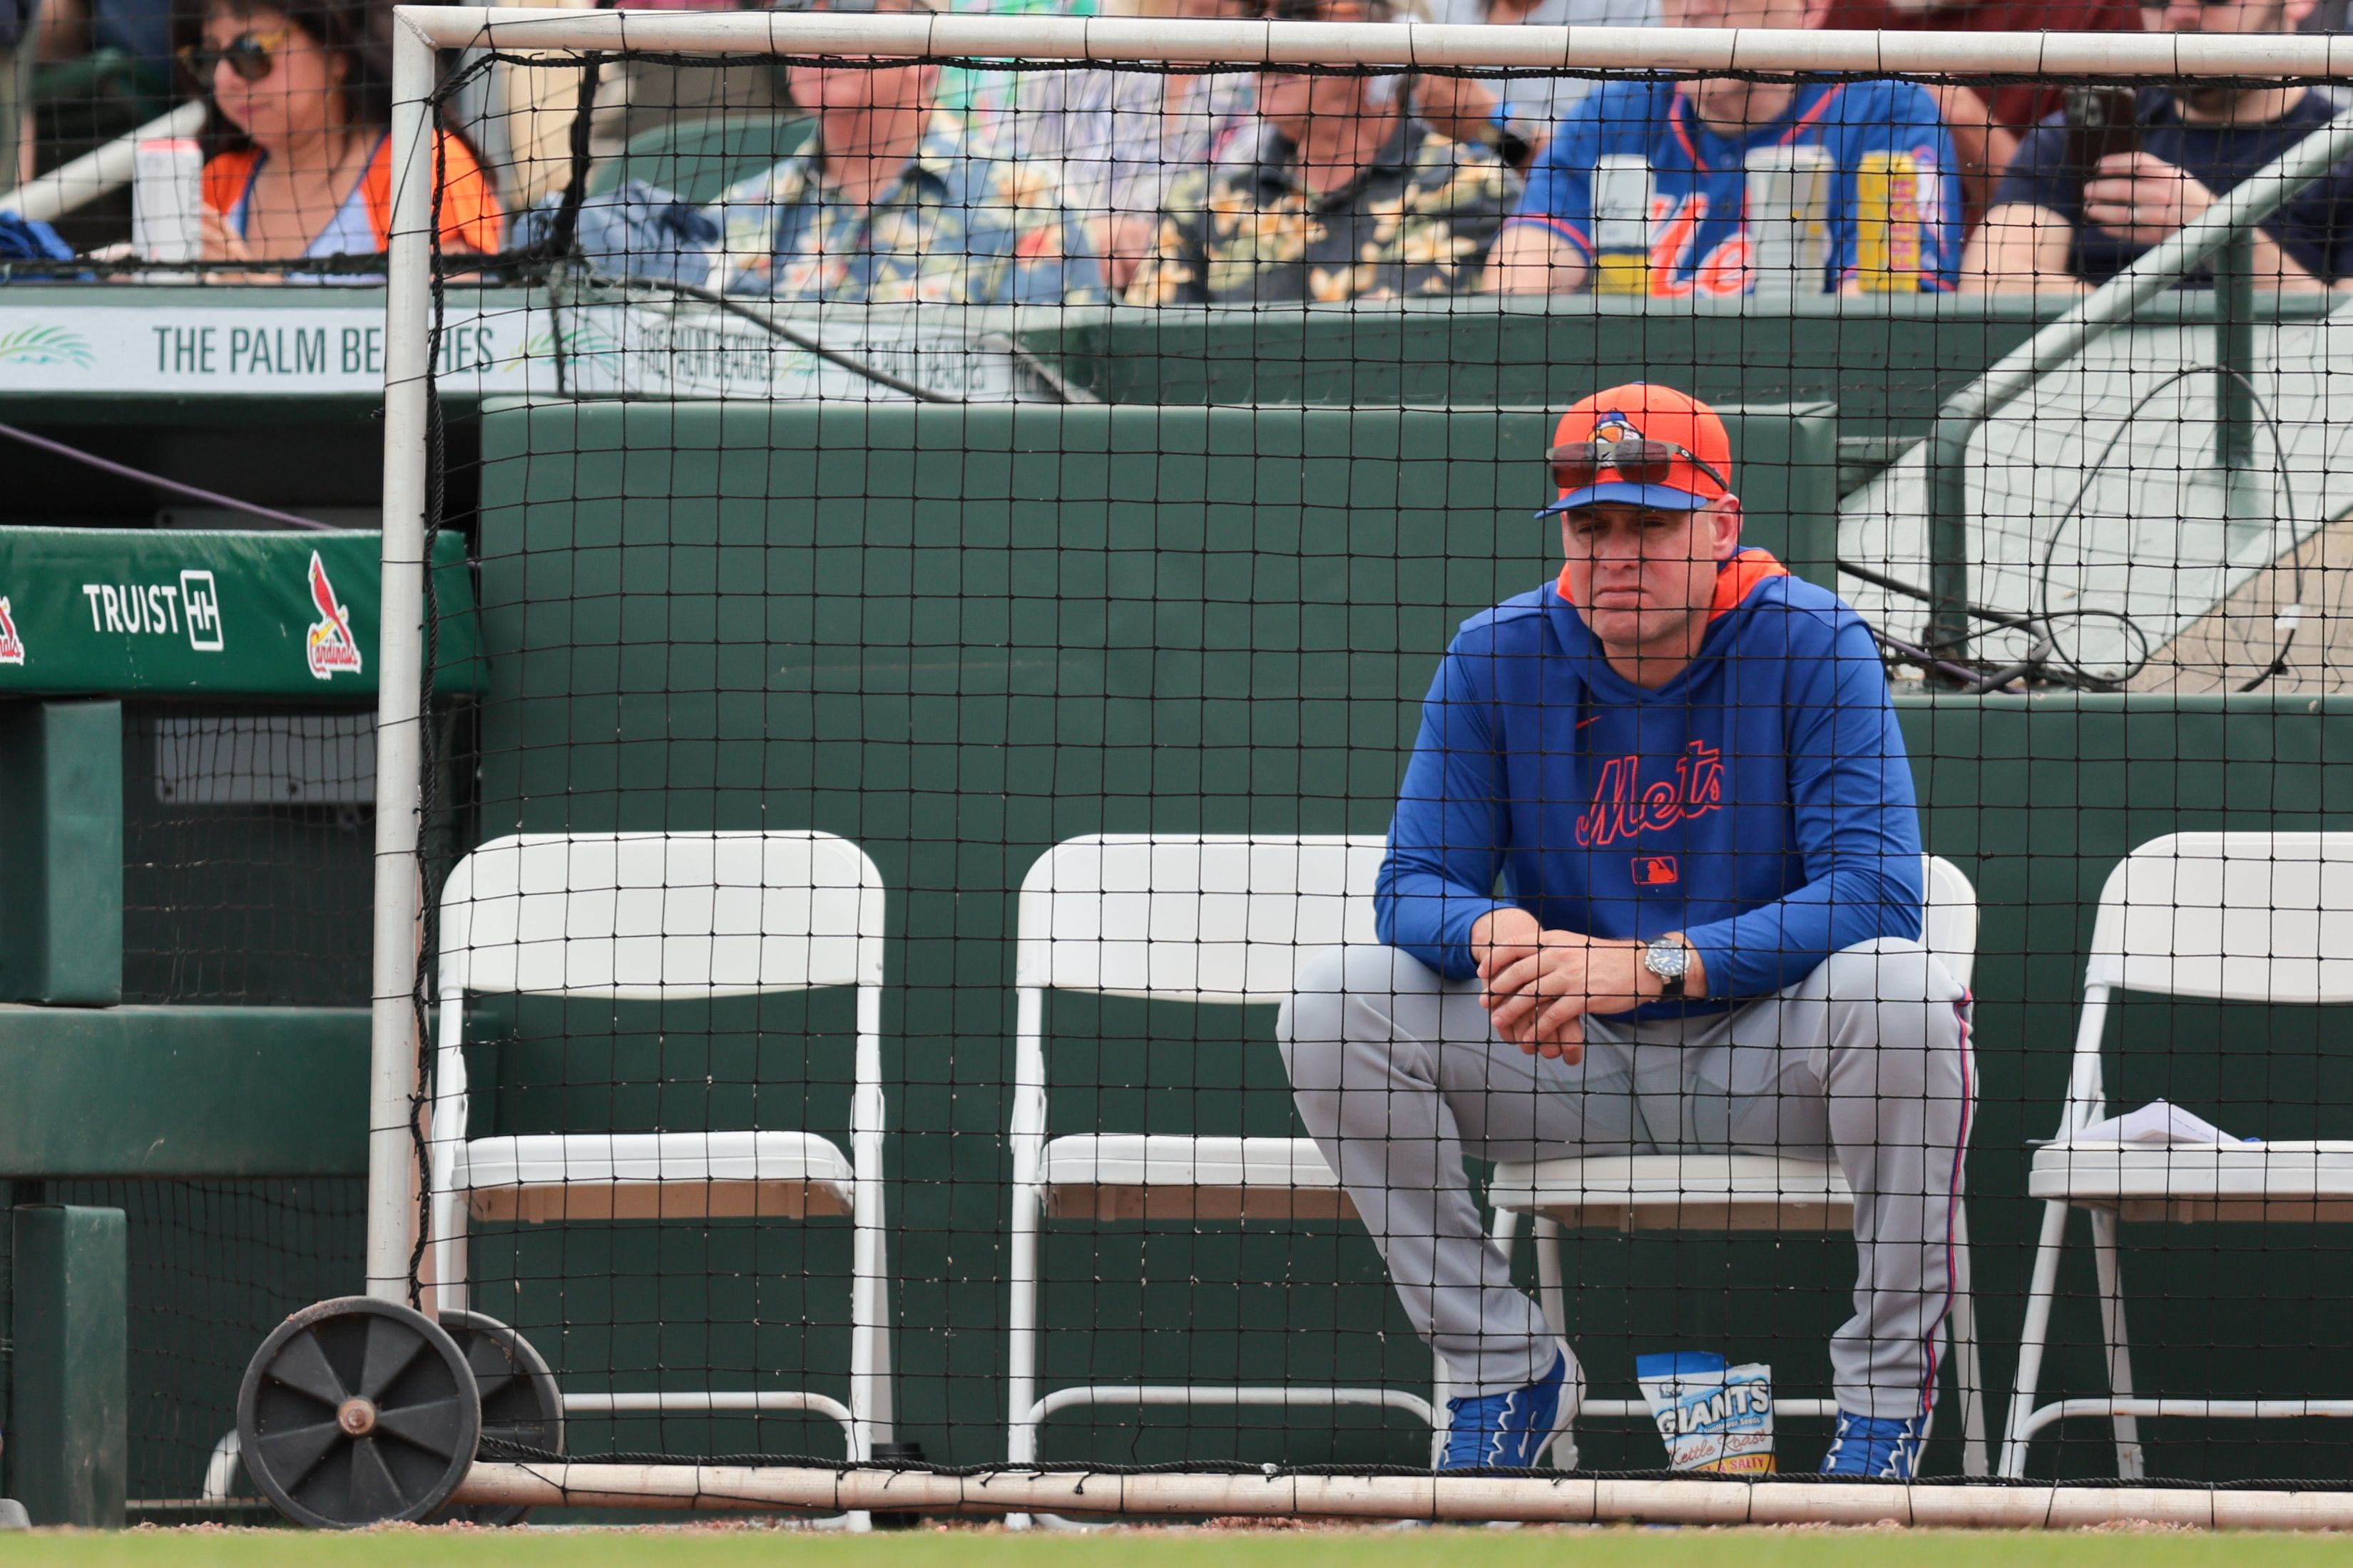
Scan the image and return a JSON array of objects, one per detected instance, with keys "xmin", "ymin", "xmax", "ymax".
[
  {"xmin": 1854, "ymin": 150, "xmax": 1924, "ymax": 294},
  {"xmin": 1591, "ymin": 252, "xmax": 1652, "ymax": 296}
]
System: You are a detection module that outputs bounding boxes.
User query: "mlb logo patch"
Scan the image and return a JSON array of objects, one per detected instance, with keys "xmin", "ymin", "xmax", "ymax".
[{"xmin": 1631, "ymin": 855, "xmax": 1679, "ymax": 887}]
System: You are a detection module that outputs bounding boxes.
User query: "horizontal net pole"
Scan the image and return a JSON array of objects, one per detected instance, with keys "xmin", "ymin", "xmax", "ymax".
[
  {"xmin": 453, "ymin": 1464, "xmax": 2353, "ymax": 1529},
  {"xmin": 392, "ymin": 5, "xmax": 2353, "ymax": 76}
]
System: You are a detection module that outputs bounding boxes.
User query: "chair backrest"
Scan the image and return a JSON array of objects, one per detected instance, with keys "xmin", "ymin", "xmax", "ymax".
[
  {"xmin": 585, "ymin": 113, "xmax": 815, "ymax": 204},
  {"xmin": 439, "ymin": 831, "xmax": 884, "ymax": 999},
  {"xmin": 2084, "ymin": 831, "xmax": 2353, "ymax": 1005},
  {"xmin": 1922, "ymin": 854, "xmax": 1979, "ymax": 991},
  {"xmin": 1016, "ymin": 834, "xmax": 1386, "ymax": 1005}
]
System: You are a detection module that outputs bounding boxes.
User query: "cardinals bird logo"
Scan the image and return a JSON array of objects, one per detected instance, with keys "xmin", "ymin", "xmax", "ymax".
[
  {"xmin": 305, "ymin": 553, "xmax": 362, "ymax": 680},
  {"xmin": 0, "ymin": 597, "xmax": 24, "ymax": 665}
]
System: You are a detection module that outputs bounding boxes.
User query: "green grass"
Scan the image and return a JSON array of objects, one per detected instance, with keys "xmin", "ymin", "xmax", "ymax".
[{"xmin": 13, "ymin": 1529, "xmax": 2353, "ymax": 1568}]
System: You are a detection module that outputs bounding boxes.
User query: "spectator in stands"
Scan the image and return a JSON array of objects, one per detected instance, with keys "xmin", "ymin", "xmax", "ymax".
[
  {"xmin": 1965, "ymin": 0, "xmax": 2353, "ymax": 291},
  {"xmin": 708, "ymin": 0, "xmax": 1104, "ymax": 301},
  {"xmin": 1123, "ymin": 0, "xmax": 1520, "ymax": 304},
  {"xmin": 588, "ymin": 0, "xmax": 793, "ymax": 163},
  {"xmin": 1407, "ymin": 0, "xmax": 1660, "ymax": 168},
  {"xmin": 1814, "ymin": 0, "xmax": 2144, "ymax": 223},
  {"xmin": 1483, "ymin": 0, "xmax": 1964, "ymax": 295},
  {"xmin": 990, "ymin": 0, "xmax": 1256, "ymax": 293},
  {"xmin": 174, "ymin": 0, "xmax": 500, "ymax": 265}
]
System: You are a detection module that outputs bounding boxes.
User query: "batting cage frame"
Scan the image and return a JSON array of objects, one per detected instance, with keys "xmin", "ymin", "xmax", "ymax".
[{"xmin": 206, "ymin": 5, "xmax": 2353, "ymax": 1529}]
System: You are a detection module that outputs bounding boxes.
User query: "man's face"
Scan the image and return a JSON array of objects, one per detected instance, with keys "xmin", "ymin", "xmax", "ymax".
[
  {"xmin": 2138, "ymin": 0, "xmax": 2309, "ymax": 113},
  {"xmin": 1658, "ymin": 0, "xmax": 1814, "ymax": 123},
  {"xmin": 2140, "ymin": 0, "xmax": 2297, "ymax": 35},
  {"xmin": 1256, "ymin": 68, "xmax": 1374, "ymax": 135},
  {"xmin": 785, "ymin": 0, "xmax": 941, "ymax": 115},
  {"xmin": 1558, "ymin": 501, "xmax": 1741, "ymax": 654},
  {"xmin": 1255, "ymin": 0, "xmax": 1383, "ymax": 140}
]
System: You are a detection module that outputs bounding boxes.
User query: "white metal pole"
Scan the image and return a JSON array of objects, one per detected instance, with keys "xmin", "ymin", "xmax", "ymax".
[
  {"xmin": 449, "ymin": 1462, "xmax": 2353, "ymax": 1529},
  {"xmin": 0, "ymin": 99, "xmax": 208, "ymax": 223},
  {"xmin": 392, "ymin": 5, "xmax": 2353, "ymax": 76},
  {"xmin": 366, "ymin": 14, "xmax": 439, "ymax": 1303}
]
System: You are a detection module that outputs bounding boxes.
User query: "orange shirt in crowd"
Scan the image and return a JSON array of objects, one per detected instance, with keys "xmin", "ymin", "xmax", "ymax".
[{"xmin": 202, "ymin": 128, "xmax": 504, "ymax": 256}]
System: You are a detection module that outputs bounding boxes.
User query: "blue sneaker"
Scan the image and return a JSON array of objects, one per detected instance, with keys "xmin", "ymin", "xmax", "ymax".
[
  {"xmin": 1440, "ymin": 1343, "xmax": 1583, "ymax": 1470},
  {"xmin": 1819, "ymin": 1412, "xmax": 1926, "ymax": 1479}
]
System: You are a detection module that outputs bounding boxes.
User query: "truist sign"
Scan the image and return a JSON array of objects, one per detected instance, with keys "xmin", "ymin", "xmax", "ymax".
[
  {"xmin": 0, "ymin": 528, "xmax": 481, "ymax": 698},
  {"xmin": 76, "ymin": 569, "xmax": 224, "ymax": 650}
]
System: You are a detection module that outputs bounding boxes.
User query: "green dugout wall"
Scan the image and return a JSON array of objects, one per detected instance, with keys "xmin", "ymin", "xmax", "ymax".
[{"xmin": 469, "ymin": 398, "xmax": 2353, "ymax": 1482}]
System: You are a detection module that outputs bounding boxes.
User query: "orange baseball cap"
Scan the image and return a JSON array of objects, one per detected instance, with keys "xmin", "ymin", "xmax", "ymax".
[{"xmin": 1538, "ymin": 384, "xmax": 1735, "ymax": 517}]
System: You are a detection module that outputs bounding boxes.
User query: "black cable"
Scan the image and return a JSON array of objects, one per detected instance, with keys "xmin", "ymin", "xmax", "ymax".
[
  {"xmin": 2035, "ymin": 361, "xmax": 2305, "ymax": 693},
  {"xmin": 1840, "ymin": 557, "xmax": 2148, "ymax": 692}
]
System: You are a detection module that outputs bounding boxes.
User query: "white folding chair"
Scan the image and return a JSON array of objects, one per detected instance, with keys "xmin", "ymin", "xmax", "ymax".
[
  {"xmin": 1006, "ymin": 832, "xmax": 1439, "ymax": 1498},
  {"xmin": 427, "ymin": 830, "xmax": 893, "ymax": 1468},
  {"xmin": 1486, "ymin": 854, "xmax": 1989, "ymax": 1475},
  {"xmin": 2003, "ymin": 831, "xmax": 2353, "ymax": 1479}
]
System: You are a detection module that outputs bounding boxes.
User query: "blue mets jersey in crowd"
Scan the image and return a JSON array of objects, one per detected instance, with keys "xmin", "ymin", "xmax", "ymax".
[
  {"xmin": 1509, "ymin": 79, "xmax": 1964, "ymax": 296},
  {"xmin": 1375, "ymin": 550, "xmax": 1925, "ymax": 1014}
]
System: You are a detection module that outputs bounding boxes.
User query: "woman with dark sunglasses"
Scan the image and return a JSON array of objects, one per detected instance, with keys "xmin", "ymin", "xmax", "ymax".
[{"xmin": 170, "ymin": 0, "xmax": 500, "ymax": 270}]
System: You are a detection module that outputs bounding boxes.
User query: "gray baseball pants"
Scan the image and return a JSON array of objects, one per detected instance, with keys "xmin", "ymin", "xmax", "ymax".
[{"xmin": 1277, "ymin": 937, "xmax": 1971, "ymax": 1418}]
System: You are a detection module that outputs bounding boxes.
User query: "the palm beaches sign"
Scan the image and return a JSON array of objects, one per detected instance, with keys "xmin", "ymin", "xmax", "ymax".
[{"xmin": 0, "ymin": 297, "xmax": 1032, "ymax": 401}]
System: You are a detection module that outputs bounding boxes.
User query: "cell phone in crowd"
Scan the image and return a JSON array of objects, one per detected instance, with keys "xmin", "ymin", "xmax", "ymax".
[{"xmin": 2064, "ymin": 86, "xmax": 2141, "ymax": 188}]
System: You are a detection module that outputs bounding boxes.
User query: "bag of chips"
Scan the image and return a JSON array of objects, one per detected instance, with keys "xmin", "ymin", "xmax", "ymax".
[{"xmin": 1637, "ymin": 1351, "xmax": 1776, "ymax": 1473}]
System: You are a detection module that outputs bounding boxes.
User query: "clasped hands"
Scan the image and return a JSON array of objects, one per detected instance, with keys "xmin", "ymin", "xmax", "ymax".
[
  {"xmin": 2083, "ymin": 151, "xmax": 2214, "ymax": 247},
  {"xmin": 1469, "ymin": 908, "xmax": 1699, "ymax": 1065}
]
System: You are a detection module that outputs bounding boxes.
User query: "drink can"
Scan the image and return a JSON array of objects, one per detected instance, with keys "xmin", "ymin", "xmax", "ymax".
[
  {"xmin": 1745, "ymin": 144, "xmax": 1832, "ymax": 294},
  {"xmin": 1590, "ymin": 154, "xmax": 1653, "ymax": 296},
  {"xmin": 1854, "ymin": 150, "xmax": 1924, "ymax": 294},
  {"xmin": 133, "ymin": 138, "xmax": 207, "ymax": 265}
]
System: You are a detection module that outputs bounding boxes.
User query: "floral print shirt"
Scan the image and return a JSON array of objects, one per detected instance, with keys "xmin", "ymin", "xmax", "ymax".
[
  {"xmin": 1124, "ymin": 118, "xmax": 1519, "ymax": 307},
  {"xmin": 708, "ymin": 114, "xmax": 1106, "ymax": 305}
]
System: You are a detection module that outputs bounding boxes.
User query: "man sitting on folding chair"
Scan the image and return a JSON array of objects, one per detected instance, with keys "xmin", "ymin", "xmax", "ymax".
[{"xmin": 1280, "ymin": 383, "xmax": 1973, "ymax": 1479}]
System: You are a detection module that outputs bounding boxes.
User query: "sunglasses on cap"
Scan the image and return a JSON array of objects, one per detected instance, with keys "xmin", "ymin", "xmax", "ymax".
[
  {"xmin": 1548, "ymin": 435, "xmax": 1730, "ymax": 496},
  {"xmin": 178, "ymin": 29, "xmax": 288, "ymax": 83}
]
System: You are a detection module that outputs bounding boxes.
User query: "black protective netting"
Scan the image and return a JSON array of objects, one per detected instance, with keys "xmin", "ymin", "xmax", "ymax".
[
  {"xmin": 385, "ymin": 31, "xmax": 2353, "ymax": 1501},
  {"xmin": 24, "ymin": 0, "xmax": 2353, "ymax": 1520}
]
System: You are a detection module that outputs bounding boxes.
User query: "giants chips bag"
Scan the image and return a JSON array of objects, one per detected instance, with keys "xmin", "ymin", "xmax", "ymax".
[{"xmin": 1638, "ymin": 1352, "xmax": 1776, "ymax": 1473}]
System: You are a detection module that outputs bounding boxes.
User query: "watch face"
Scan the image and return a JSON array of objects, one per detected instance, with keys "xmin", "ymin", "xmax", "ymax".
[{"xmin": 1648, "ymin": 941, "xmax": 1688, "ymax": 978}]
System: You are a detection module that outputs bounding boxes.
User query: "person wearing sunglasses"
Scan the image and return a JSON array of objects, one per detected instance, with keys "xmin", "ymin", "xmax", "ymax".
[
  {"xmin": 1482, "ymin": 0, "xmax": 1964, "ymax": 295},
  {"xmin": 1965, "ymin": 0, "xmax": 2353, "ymax": 291},
  {"xmin": 1122, "ymin": 0, "xmax": 1521, "ymax": 304},
  {"xmin": 171, "ymin": 0, "xmax": 499, "ymax": 270},
  {"xmin": 1281, "ymin": 381, "xmax": 1969, "ymax": 1481}
]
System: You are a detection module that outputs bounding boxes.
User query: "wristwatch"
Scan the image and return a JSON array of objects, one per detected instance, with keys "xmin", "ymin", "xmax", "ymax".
[{"xmin": 1643, "ymin": 934, "xmax": 1691, "ymax": 1001}]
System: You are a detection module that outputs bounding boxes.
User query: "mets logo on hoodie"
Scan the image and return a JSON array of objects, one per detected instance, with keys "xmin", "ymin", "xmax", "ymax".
[{"xmin": 305, "ymin": 552, "xmax": 362, "ymax": 680}]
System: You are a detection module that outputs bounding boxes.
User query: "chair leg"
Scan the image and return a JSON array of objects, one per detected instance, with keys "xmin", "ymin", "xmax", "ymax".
[
  {"xmin": 2000, "ymin": 1199, "xmax": 2073, "ymax": 1479},
  {"xmin": 1949, "ymin": 1203, "xmax": 1988, "ymax": 1477},
  {"xmin": 2086, "ymin": 1206, "xmax": 2145, "ymax": 1480},
  {"xmin": 428, "ymin": 1184, "xmax": 469, "ymax": 1318},
  {"xmin": 1431, "ymin": 1353, "xmax": 1456, "ymax": 1467},
  {"xmin": 1533, "ymin": 1218, "xmax": 1568, "ymax": 1344},
  {"xmin": 851, "ymin": 1206, "xmax": 892, "ymax": 1453},
  {"xmin": 1006, "ymin": 1184, "xmax": 1044, "ymax": 1529},
  {"xmin": 1489, "ymin": 1204, "xmax": 1519, "ymax": 1261}
]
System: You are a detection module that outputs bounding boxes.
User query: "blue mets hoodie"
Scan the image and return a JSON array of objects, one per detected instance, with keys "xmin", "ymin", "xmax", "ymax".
[{"xmin": 1374, "ymin": 548, "xmax": 1924, "ymax": 1015}]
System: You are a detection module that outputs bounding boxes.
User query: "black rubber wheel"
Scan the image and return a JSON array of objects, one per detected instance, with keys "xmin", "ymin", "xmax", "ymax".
[
  {"xmin": 237, "ymin": 1296, "xmax": 482, "ymax": 1529},
  {"xmin": 429, "ymin": 1310, "xmax": 564, "ymax": 1526}
]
